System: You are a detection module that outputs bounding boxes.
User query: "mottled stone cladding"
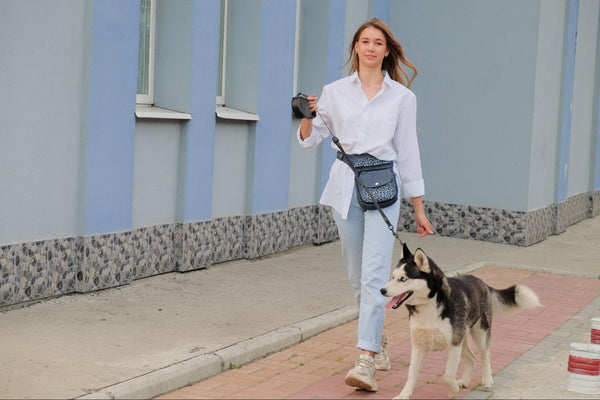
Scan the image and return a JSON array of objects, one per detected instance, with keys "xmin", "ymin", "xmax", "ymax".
[
  {"xmin": 1, "ymin": 189, "xmax": 598, "ymax": 308},
  {"xmin": 180, "ymin": 221, "xmax": 213, "ymax": 272},
  {"xmin": 76, "ymin": 232, "xmax": 134, "ymax": 293},
  {"xmin": 592, "ymin": 190, "xmax": 600, "ymax": 217},
  {"xmin": 212, "ymin": 216, "xmax": 245, "ymax": 264},
  {"xmin": 288, "ymin": 206, "xmax": 318, "ymax": 248},
  {"xmin": 314, "ymin": 205, "xmax": 338, "ymax": 245},
  {"xmin": 526, "ymin": 207, "xmax": 554, "ymax": 246},
  {"xmin": 0, "ymin": 244, "xmax": 16, "ymax": 306},
  {"xmin": 397, "ymin": 190, "xmax": 600, "ymax": 247},
  {"xmin": 553, "ymin": 192, "xmax": 592, "ymax": 235},
  {"xmin": 244, "ymin": 211, "xmax": 291, "ymax": 259}
]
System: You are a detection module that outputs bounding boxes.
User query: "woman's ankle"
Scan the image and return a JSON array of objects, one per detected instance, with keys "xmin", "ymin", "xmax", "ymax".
[{"xmin": 361, "ymin": 350, "xmax": 377, "ymax": 357}]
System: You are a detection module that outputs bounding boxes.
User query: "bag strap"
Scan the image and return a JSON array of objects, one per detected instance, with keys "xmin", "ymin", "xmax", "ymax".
[{"xmin": 316, "ymin": 110, "xmax": 403, "ymax": 245}]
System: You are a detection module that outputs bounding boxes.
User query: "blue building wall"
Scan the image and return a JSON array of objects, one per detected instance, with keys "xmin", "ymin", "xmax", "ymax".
[
  {"xmin": 570, "ymin": 0, "xmax": 600, "ymax": 196},
  {"xmin": 83, "ymin": 0, "xmax": 140, "ymax": 235},
  {"xmin": 250, "ymin": 0, "xmax": 297, "ymax": 214},
  {"xmin": 528, "ymin": 1, "xmax": 567, "ymax": 212},
  {"xmin": 390, "ymin": 0, "xmax": 540, "ymax": 211},
  {"xmin": 181, "ymin": 0, "xmax": 220, "ymax": 223},
  {"xmin": 557, "ymin": 0, "xmax": 579, "ymax": 203},
  {"xmin": 1, "ymin": 0, "xmax": 599, "ymax": 307},
  {"xmin": 320, "ymin": 0, "xmax": 347, "ymax": 193},
  {"xmin": 0, "ymin": 1, "xmax": 86, "ymax": 244}
]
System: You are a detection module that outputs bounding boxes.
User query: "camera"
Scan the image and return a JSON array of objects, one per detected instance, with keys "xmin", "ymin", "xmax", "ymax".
[{"xmin": 291, "ymin": 92, "xmax": 316, "ymax": 119}]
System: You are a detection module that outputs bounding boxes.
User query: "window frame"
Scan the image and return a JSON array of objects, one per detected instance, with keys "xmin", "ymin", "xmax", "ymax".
[
  {"xmin": 136, "ymin": 0, "xmax": 156, "ymax": 105},
  {"xmin": 216, "ymin": 0, "xmax": 228, "ymax": 105},
  {"xmin": 292, "ymin": 0, "xmax": 301, "ymax": 95}
]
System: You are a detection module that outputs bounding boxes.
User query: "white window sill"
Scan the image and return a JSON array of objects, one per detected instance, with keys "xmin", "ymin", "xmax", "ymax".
[
  {"xmin": 135, "ymin": 104, "xmax": 191, "ymax": 120},
  {"xmin": 216, "ymin": 105, "xmax": 259, "ymax": 121}
]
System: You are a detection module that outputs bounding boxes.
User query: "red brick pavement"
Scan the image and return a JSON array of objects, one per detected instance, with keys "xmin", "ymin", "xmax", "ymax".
[{"xmin": 158, "ymin": 266, "xmax": 600, "ymax": 399}]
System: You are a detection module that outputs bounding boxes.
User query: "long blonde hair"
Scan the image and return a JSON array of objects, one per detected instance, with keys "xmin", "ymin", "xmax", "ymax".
[{"xmin": 345, "ymin": 18, "xmax": 417, "ymax": 88}]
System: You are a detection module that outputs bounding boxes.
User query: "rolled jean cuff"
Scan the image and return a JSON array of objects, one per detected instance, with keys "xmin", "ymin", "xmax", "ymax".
[{"xmin": 357, "ymin": 339, "xmax": 381, "ymax": 354}]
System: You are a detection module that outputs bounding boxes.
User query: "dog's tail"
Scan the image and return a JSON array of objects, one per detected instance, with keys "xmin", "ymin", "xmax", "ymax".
[{"xmin": 490, "ymin": 284, "xmax": 541, "ymax": 315}]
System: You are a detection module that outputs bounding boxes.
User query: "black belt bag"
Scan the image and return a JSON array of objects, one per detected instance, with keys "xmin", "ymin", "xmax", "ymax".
[{"xmin": 337, "ymin": 152, "xmax": 398, "ymax": 211}]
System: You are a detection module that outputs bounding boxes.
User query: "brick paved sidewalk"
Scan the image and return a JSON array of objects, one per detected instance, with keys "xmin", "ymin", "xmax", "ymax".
[{"xmin": 158, "ymin": 266, "xmax": 600, "ymax": 399}]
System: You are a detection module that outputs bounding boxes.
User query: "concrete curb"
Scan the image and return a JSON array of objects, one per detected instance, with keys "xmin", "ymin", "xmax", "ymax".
[
  {"xmin": 77, "ymin": 305, "xmax": 358, "ymax": 400},
  {"xmin": 453, "ymin": 261, "xmax": 600, "ymax": 279}
]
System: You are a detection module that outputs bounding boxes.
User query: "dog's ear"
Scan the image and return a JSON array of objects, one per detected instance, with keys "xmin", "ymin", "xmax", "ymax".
[
  {"xmin": 413, "ymin": 248, "xmax": 431, "ymax": 273},
  {"xmin": 401, "ymin": 243, "xmax": 412, "ymax": 261}
]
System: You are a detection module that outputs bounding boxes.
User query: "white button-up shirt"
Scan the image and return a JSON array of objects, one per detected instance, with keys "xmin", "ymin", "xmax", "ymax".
[{"xmin": 297, "ymin": 71, "xmax": 425, "ymax": 219}]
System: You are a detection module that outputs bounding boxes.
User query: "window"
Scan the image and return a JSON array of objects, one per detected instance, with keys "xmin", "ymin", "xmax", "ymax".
[
  {"xmin": 137, "ymin": 0, "xmax": 156, "ymax": 104},
  {"xmin": 214, "ymin": 0, "xmax": 260, "ymax": 120}
]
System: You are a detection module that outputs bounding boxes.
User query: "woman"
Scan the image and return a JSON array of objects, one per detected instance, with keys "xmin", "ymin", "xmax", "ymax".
[{"xmin": 297, "ymin": 18, "xmax": 433, "ymax": 392}]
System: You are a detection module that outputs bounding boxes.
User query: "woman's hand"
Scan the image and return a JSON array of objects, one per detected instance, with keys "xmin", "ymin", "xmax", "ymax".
[
  {"xmin": 410, "ymin": 196, "xmax": 434, "ymax": 238},
  {"xmin": 415, "ymin": 212, "xmax": 434, "ymax": 238},
  {"xmin": 305, "ymin": 94, "xmax": 318, "ymax": 115},
  {"xmin": 299, "ymin": 95, "xmax": 318, "ymax": 141}
]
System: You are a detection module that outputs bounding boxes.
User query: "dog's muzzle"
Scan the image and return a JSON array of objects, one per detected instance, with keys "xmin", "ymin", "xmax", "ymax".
[{"xmin": 381, "ymin": 288, "xmax": 413, "ymax": 309}]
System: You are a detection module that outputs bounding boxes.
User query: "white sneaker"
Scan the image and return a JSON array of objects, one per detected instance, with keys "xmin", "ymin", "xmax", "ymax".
[
  {"xmin": 374, "ymin": 334, "xmax": 391, "ymax": 371},
  {"xmin": 344, "ymin": 354, "xmax": 378, "ymax": 391}
]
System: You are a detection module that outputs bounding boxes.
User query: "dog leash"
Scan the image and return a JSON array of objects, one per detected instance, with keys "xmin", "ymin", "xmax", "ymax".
[{"xmin": 292, "ymin": 93, "xmax": 403, "ymax": 245}]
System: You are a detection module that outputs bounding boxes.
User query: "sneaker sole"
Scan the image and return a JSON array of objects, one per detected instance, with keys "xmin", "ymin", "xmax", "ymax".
[{"xmin": 344, "ymin": 373, "xmax": 378, "ymax": 392}]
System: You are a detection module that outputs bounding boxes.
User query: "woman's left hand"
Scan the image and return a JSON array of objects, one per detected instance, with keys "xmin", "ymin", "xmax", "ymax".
[
  {"xmin": 410, "ymin": 196, "xmax": 434, "ymax": 238},
  {"xmin": 415, "ymin": 212, "xmax": 434, "ymax": 238}
]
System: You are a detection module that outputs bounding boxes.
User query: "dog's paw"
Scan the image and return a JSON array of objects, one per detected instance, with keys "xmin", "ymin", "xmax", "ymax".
[
  {"xmin": 482, "ymin": 375, "xmax": 493, "ymax": 389},
  {"xmin": 394, "ymin": 389, "xmax": 411, "ymax": 399},
  {"xmin": 456, "ymin": 379, "xmax": 470, "ymax": 389},
  {"xmin": 447, "ymin": 383, "xmax": 460, "ymax": 398}
]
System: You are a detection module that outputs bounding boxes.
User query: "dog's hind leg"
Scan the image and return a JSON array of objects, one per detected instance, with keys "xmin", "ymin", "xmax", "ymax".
[
  {"xmin": 472, "ymin": 326, "xmax": 493, "ymax": 389},
  {"xmin": 443, "ymin": 344, "xmax": 462, "ymax": 398},
  {"xmin": 396, "ymin": 346, "xmax": 427, "ymax": 399},
  {"xmin": 457, "ymin": 338, "xmax": 475, "ymax": 388}
]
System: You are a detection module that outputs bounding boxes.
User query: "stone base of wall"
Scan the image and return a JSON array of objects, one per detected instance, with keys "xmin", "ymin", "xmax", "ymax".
[
  {"xmin": 0, "ymin": 205, "xmax": 337, "ymax": 308},
  {"xmin": 405, "ymin": 190, "xmax": 599, "ymax": 247},
  {"xmin": 591, "ymin": 189, "xmax": 600, "ymax": 217},
  {"xmin": 1, "ymin": 190, "xmax": 599, "ymax": 308}
]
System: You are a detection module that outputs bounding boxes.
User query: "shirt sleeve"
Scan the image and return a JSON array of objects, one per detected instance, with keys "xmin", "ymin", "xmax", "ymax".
[
  {"xmin": 393, "ymin": 92, "xmax": 425, "ymax": 198},
  {"xmin": 296, "ymin": 86, "xmax": 332, "ymax": 150}
]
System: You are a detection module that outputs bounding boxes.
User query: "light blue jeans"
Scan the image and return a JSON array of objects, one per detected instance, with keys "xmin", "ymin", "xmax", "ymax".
[{"xmin": 332, "ymin": 188, "xmax": 401, "ymax": 353}]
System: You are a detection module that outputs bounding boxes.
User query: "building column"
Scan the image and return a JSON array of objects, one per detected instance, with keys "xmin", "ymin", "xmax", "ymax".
[
  {"xmin": 593, "ymin": 4, "xmax": 600, "ymax": 215},
  {"xmin": 82, "ymin": 0, "xmax": 139, "ymax": 236},
  {"xmin": 319, "ymin": 0, "xmax": 347, "ymax": 193},
  {"xmin": 181, "ymin": 0, "xmax": 220, "ymax": 223},
  {"xmin": 77, "ymin": 0, "xmax": 140, "ymax": 292},
  {"xmin": 177, "ymin": 0, "xmax": 221, "ymax": 271},
  {"xmin": 557, "ymin": 0, "xmax": 579, "ymax": 203},
  {"xmin": 249, "ymin": 0, "xmax": 298, "ymax": 214},
  {"xmin": 554, "ymin": 0, "xmax": 579, "ymax": 233}
]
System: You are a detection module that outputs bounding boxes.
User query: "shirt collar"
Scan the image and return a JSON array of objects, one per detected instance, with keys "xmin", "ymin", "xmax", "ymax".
[{"xmin": 350, "ymin": 70, "xmax": 393, "ymax": 87}]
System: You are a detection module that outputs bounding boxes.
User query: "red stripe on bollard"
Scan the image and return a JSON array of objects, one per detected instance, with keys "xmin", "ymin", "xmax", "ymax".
[
  {"xmin": 592, "ymin": 329, "xmax": 600, "ymax": 344},
  {"xmin": 568, "ymin": 356, "xmax": 600, "ymax": 376},
  {"xmin": 592, "ymin": 319, "xmax": 600, "ymax": 344}
]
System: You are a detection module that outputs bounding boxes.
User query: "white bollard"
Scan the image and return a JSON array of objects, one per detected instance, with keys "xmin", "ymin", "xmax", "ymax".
[
  {"xmin": 592, "ymin": 318, "xmax": 600, "ymax": 344},
  {"xmin": 566, "ymin": 343, "xmax": 600, "ymax": 394}
]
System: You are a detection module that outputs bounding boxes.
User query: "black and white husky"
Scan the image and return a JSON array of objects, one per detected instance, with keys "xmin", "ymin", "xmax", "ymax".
[{"xmin": 380, "ymin": 244, "xmax": 541, "ymax": 399}]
